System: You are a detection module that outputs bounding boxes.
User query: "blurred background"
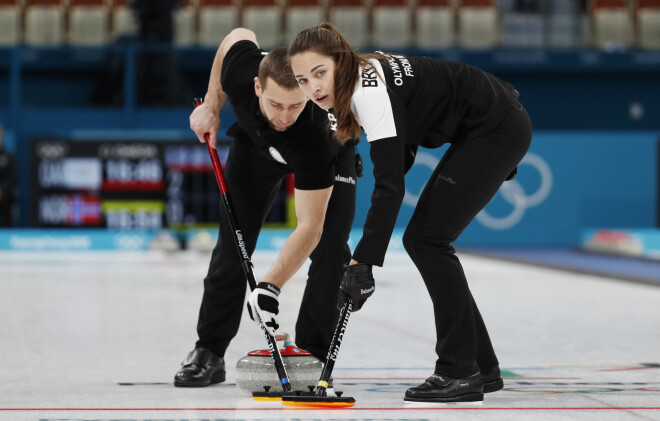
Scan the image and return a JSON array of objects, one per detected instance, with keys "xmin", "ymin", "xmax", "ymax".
[{"xmin": 0, "ymin": 0, "xmax": 658, "ymax": 272}]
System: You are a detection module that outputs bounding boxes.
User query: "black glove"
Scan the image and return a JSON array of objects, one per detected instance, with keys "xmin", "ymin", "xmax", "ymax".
[
  {"xmin": 337, "ymin": 263, "xmax": 375, "ymax": 312},
  {"xmin": 246, "ymin": 282, "xmax": 280, "ymax": 336}
]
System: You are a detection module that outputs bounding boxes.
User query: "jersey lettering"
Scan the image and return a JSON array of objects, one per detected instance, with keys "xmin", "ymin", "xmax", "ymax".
[
  {"xmin": 352, "ymin": 59, "xmax": 397, "ymax": 142},
  {"xmin": 377, "ymin": 51, "xmax": 415, "ymax": 87},
  {"xmin": 361, "ymin": 67, "xmax": 378, "ymax": 87}
]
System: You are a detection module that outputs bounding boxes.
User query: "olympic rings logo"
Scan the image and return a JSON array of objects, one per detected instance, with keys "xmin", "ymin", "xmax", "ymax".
[
  {"xmin": 36, "ymin": 141, "xmax": 68, "ymax": 159},
  {"xmin": 403, "ymin": 152, "xmax": 552, "ymax": 230},
  {"xmin": 476, "ymin": 153, "xmax": 553, "ymax": 230},
  {"xmin": 114, "ymin": 234, "xmax": 146, "ymax": 250}
]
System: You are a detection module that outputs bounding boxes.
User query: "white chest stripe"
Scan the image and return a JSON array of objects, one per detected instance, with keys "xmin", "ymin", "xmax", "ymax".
[
  {"xmin": 269, "ymin": 146, "xmax": 287, "ymax": 164},
  {"xmin": 352, "ymin": 59, "xmax": 397, "ymax": 143}
]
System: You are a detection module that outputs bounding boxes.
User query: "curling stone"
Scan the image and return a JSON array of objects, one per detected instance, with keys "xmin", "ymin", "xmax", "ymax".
[
  {"xmin": 236, "ymin": 333, "xmax": 323, "ymax": 393},
  {"xmin": 148, "ymin": 231, "xmax": 180, "ymax": 252},
  {"xmin": 187, "ymin": 230, "xmax": 216, "ymax": 252}
]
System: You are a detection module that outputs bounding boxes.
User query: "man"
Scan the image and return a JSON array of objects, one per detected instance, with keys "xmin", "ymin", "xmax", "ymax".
[{"xmin": 174, "ymin": 28, "xmax": 357, "ymax": 387}]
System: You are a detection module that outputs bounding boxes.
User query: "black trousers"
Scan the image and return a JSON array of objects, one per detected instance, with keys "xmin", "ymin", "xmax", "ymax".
[
  {"xmin": 402, "ymin": 102, "xmax": 532, "ymax": 378},
  {"xmin": 195, "ymin": 139, "xmax": 356, "ymax": 361}
]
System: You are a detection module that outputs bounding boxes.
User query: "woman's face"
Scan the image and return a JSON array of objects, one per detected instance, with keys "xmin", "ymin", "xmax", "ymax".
[{"xmin": 290, "ymin": 51, "xmax": 336, "ymax": 111}]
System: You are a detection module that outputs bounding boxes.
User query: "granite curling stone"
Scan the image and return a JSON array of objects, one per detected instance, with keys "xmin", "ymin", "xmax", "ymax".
[{"xmin": 236, "ymin": 333, "xmax": 323, "ymax": 393}]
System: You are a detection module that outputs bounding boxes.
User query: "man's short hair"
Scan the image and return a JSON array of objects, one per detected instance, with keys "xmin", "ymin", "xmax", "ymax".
[{"xmin": 258, "ymin": 47, "xmax": 298, "ymax": 91}]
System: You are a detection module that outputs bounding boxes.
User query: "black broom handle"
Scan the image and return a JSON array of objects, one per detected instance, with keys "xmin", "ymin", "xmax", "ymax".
[{"xmin": 315, "ymin": 299, "xmax": 353, "ymax": 396}]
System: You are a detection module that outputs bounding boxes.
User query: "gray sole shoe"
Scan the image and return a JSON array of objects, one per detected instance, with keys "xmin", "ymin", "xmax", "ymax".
[
  {"xmin": 173, "ymin": 347, "xmax": 226, "ymax": 387},
  {"xmin": 174, "ymin": 370, "xmax": 225, "ymax": 387},
  {"xmin": 404, "ymin": 392, "xmax": 484, "ymax": 403},
  {"xmin": 483, "ymin": 377, "xmax": 503, "ymax": 393}
]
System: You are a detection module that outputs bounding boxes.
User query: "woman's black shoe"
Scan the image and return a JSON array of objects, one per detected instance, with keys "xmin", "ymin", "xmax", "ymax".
[
  {"xmin": 482, "ymin": 366, "xmax": 504, "ymax": 393},
  {"xmin": 404, "ymin": 372, "xmax": 483, "ymax": 403},
  {"xmin": 174, "ymin": 347, "xmax": 226, "ymax": 387}
]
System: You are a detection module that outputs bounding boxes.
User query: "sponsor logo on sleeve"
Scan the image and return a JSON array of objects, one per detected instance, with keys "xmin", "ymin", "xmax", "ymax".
[{"xmin": 334, "ymin": 174, "xmax": 356, "ymax": 185}]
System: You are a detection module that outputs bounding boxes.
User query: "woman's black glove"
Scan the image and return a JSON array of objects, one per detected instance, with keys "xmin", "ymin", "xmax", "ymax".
[{"xmin": 337, "ymin": 263, "xmax": 375, "ymax": 312}]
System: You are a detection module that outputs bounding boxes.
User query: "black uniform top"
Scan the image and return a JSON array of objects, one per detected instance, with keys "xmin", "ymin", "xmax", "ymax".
[
  {"xmin": 347, "ymin": 53, "xmax": 515, "ymax": 266},
  {"xmin": 221, "ymin": 40, "xmax": 339, "ymax": 190}
]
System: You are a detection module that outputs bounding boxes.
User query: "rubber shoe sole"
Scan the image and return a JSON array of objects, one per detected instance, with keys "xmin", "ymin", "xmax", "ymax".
[
  {"xmin": 404, "ymin": 392, "xmax": 484, "ymax": 404},
  {"xmin": 483, "ymin": 377, "xmax": 503, "ymax": 393},
  {"xmin": 174, "ymin": 371, "xmax": 226, "ymax": 387}
]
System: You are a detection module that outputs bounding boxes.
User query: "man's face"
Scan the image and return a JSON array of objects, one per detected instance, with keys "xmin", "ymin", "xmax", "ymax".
[{"xmin": 254, "ymin": 77, "xmax": 308, "ymax": 132}]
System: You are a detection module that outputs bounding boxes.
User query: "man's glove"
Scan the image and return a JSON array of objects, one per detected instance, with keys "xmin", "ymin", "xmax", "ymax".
[
  {"xmin": 246, "ymin": 282, "xmax": 280, "ymax": 336},
  {"xmin": 337, "ymin": 263, "xmax": 375, "ymax": 312}
]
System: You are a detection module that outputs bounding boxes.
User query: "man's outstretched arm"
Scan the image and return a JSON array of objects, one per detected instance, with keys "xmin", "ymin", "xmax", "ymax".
[
  {"xmin": 190, "ymin": 28, "xmax": 258, "ymax": 148},
  {"xmin": 261, "ymin": 186, "xmax": 333, "ymax": 289}
]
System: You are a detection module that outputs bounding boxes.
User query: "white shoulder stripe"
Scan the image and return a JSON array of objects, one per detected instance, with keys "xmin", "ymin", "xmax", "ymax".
[{"xmin": 352, "ymin": 59, "xmax": 397, "ymax": 143}]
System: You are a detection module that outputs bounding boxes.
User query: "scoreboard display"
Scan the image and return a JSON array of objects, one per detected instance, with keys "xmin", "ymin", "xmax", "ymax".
[{"xmin": 31, "ymin": 138, "xmax": 292, "ymax": 229}]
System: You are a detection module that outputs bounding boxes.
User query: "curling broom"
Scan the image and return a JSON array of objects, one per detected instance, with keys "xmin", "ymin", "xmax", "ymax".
[
  {"xmin": 281, "ymin": 298, "xmax": 356, "ymax": 408},
  {"xmin": 193, "ymin": 98, "xmax": 296, "ymax": 400}
]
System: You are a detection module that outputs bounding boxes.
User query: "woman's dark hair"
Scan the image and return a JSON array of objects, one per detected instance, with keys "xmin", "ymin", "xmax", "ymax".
[{"xmin": 288, "ymin": 23, "xmax": 384, "ymax": 144}]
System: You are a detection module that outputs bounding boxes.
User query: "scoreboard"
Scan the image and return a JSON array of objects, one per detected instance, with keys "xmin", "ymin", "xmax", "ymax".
[{"xmin": 32, "ymin": 138, "xmax": 292, "ymax": 229}]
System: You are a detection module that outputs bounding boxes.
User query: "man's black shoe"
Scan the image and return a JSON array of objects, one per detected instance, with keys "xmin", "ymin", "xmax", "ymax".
[
  {"xmin": 404, "ymin": 372, "xmax": 483, "ymax": 403},
  {"xmin": 482, "ymin": 366, "xmax": 504, "ymax": 393},
  {"xmin": 174, "ymin": 347, "xmax": 226, "ymax": 387}
]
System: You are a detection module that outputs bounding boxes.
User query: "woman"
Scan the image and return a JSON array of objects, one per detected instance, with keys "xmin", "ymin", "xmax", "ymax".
[{"xmin": 288, "ymin": 23, "xmax": 532, "ymax": 404}]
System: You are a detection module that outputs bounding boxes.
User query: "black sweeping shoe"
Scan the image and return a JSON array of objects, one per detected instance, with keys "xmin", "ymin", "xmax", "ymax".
[
  {"xmin": 404, "ymin": 372, "xmax": 483, "ymax": 403},
  {"xmin": 174, "ymin": 347, "xmax": 226, "ymax": 387},
  {"xmin": 482, "ymin": 366, "xmax": 504, "ymax": 393}
]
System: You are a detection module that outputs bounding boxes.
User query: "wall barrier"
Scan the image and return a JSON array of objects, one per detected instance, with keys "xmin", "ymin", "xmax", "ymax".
[{"xmin": 354, "ymin": 130, "xmax": 659, "ymax": 247}]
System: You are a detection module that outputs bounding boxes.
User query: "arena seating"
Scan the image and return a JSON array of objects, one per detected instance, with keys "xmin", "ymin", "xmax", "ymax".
[
  {"xmin": 591, "ymin": 0, "xmax": 633, "ymax": 49},
  {"xmin": 111, "ymin": 0, "xmax": 138, "ymax": 41},
  {"xmin": 68, "ymin": 0, "xmax": 109, "ymax": 46},
  {"xmin": 500, "ymin": 0, "xmax": 544, "ymax": 47},
  {"xmin": 25, "ymin": 0, "xmax": 66, "ymax": 45},
  {"xmin": 285, "ymin": 0, "xmax": 325, "ymax": 44},
  {"xmin": 457, "ymin": 0, "xmax": 499, "ymax": 49},
  {"xmin": 415, "ymin": 0, "xmax": 454, "ymax": 49},
  {"xmin": 546, "ymin": 0, "xmax": 583, "ymax": 47},
  {"xmin": 242, "ymin": 0, "xmax": 283, "ymax": 48},
  {"xmin": 174, "ymin": 0, "xmax": 197, "ymax": 46},
  {"xmin": 328, "ymin": 0, "xmax": 369, "ymax": 48},
  {"xmin": 0, "ymin": 0, "xmax": 21, "ymax": 45},
  {"xmin": 636, "ymin": 0, "xmax": 660, "ymax": 49},
  {"xmin": 372, "ymin": 0, "xmax": 412, "ymax": 49},
  {"xmin": 0, "ymin": 0, "xmax": 654, "ymax": 50},
  {"xmin": 198, "ymin": 0, "xmax": 238, "ymax": 46}
]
